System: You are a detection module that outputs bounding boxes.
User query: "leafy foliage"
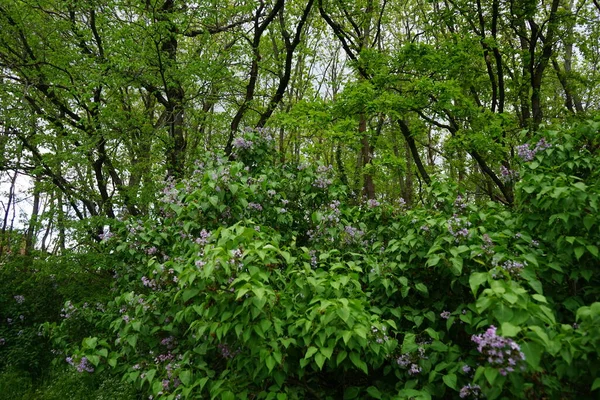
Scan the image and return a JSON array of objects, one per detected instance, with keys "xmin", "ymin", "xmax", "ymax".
[{"xmin": 18, "ymin": 123, "xmax": 596, "ymax": 399}]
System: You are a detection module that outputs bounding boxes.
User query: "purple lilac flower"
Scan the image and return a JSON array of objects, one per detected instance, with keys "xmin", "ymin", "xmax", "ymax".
[
  {"xmin": 141, "ymin": 276, "xmax": 157, "ymax": 289},
  {"xmin": 247, "ymin": 202, "xmax": 263, "ymax": 211},
  {"xmin": 60, "ymin": 301, "xmax": 77, "ymax": 319},
  {"xmin": 459, "ymin": 384, "xmax": 481, "ymax": 398},
  {"xmin": 0, "ymin": 338, "xmax": 5, "ymax": 345},
  {"xmin": 516, "ymin": 138, "xmax": 551, "ymax": 162},
  {"xmin": 218, "ymin": 343, "xmax": 235, "ymax": 359},
  {"xmin": 440, "ymin": 311, "xmax": 451, "ymax": 319},
  {"xmin": 501, "ymin": 260, "xmax": 526, "ymax": 276},
  {"xmin": 396, "ymin": 354, "xmax": 411, "ymax": 367},
  {"xmin": 448, "ymin": 214, "xmax": 471, "ymax": 240},
  {"xmin": 122, "ymin": 315, "xmax": 130, "ymax": 323},
  {"xmin": 454, "ymin": 195, "xmax": 467, "ymax": 210},
  {"xmin": 309, "ymin": 250, "xmax": 318, "ymax": 268},
  {"xmin": 146, "ymin": 246, "xmax": 158, "ymax": 255},
  {"xmin": 232, "ymin": 137, "xmax": 253, "ymax": 150},
  {"xmin": 481, "ymin": 234, "xmax": 494, "ymax": 254},
  {"xmin": 99, "ymin": 231, "xmax": 115, "ymax": 241},
  {"xmin": 367, "ymin": 199, "xmax": 380, "ymax": 208},
  {"xmin": 500, "ymin": 165, "xmax": 519, "ymax": 182},
  {"xmin": 471, "ymin": 326, "xmax": 525, "ymax": 374},
  {"xmin": 14, "ymin": 295, "xmax": 25, "ymax": 304},
  {"xmin": 462, "ymin": 364, "xmax": 471, "ymax": 374},
  {"xmin": 408, "ymin": 364, "xmax": 421, "ymax": 375},
  {"xmin": 72, "ymin": 357, "xmax": 94, "ymax": 373}
]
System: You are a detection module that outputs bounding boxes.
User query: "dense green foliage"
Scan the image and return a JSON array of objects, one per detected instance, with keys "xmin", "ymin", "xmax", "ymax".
[
  {"xmin": 1, "ymin": 0, "xmax": 600, "ymax": 398},
  {"xmin": 3, "ymin": 122, "xmax": 599, "ymax": 399}
]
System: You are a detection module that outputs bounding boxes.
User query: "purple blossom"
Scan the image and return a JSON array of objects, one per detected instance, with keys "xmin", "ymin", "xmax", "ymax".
[
  {"xmin": 448, "ymin": 214, "xmax": 471, "ymax": 240},
  {"xmin": 74, "ymin": 357, "xmax": 95, "ymax": 373},
  {"xmin": 462, "ymin": 364, "xmax": 471, "ymax": 374},
  {"xmin": 516, "ymin": 138, "xmax": 551, "ymax": 162},
  {"xmin": 408, "ymin": 364, "xmax": 422, "ymax": 375},
  {"xmin": 440, "ymin": 311, "xmax": 451, "ymax": 319},
  {"xmin": 146, "ymin": 246, "xmax": 158, "ymax": 255},
  {"xmin": 141, "ymin": 276, "xmax": 157, "ymax": 289},
  {"xmin": 454, "ymin": 195, "xmax": 467, "ymax": 210},
  {"xmin": 501, "ymin": 260, "xmax": 526, "ymax": 276},
  {"xmin": 396, "ymin": 354, "xmax": 411, "ymax": 367},
  {"xmin": 367, "ymin": 199, "xmax": 380, "ymax": 208},
  {"xmin": 459, "ymin": 384, "xmax": 481, "ymax": 398},
  {"xmin": 195, "ymin": 229, "xmax": 211, "ymax": 246},
  {"xmin": 14, "ymin": 295, "xmax": 25, "ymax": 304},
  {"xmin": 471, "ymin": 326, "xmax": 525, "ymax": 374},
  {"xmin": 232, "ymin": 137, "xmax": 253, "ymax": 150},
  {"xmin": 500, "ymin": 165, "xmax": 519, "ymax": 182},
  {"xmin": 0, "ymin": 338, "xmax": 5, "ymax": 345},
  {"xmin": 247, "ymin": 202, "xmax": 263, "ymax": 211}
]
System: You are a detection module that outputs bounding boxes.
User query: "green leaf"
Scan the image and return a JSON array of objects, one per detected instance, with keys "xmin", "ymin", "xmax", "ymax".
[
  {"xmin": 179, "ymin": 370, "xmax": 192, "ymax": 386},
  {"xmin": 366, "ymin": 386, "xmax": 382, "ymax": 399},
  {"xmin": 337, "ymin": 350, "xmax": 348, "ymax": 365},
  {"xmin": 415, "ymin": 283, "xmax": 428, "ymax": 295},
  {"xmin": 314, "ymin": 352, "xmax": 326, "ymax": 370},
  {"xmin": 501, "ymin": 322, "xmax": 521, "ymax": 337},
  {"xmin": 586, "ymin": 245, "xmax": 599, "ymax": 258},
  {"xmin": 469, "ymin": 272, "xmax": 488, "ymax": 295},
  {"xmin": 266, "ymin": 355, "xmax": 277, "ymax": 372},
  {"xmin": 574, "ymin": 246, "xmax": 585, "ymax": 260},
  {"xmin": 442, "ymin": 373, "xmax": 457, "ymax": 390},
  {"xmin": 484, "ymin": 367, "xmax": 499, "ymax": 385},
  {"xmin": 83, "ymin": 337, "xmax": 98, "ymax": 350},
  {"xmin": 349, "ymin": 352, "xmax": 368, "ymax": 374},
  {"xmin": 304, "ymin": 346, "xmax": 318, "ymax": 359},
  {"xmin": 183, "ymin": 288, "xmax": 200, "ymax": 302},
  {"xmin": 343, "ymin": 387, "xmax": 360, "ymax": 399},
  {"xmin": 592, "ymin": 378, "xmax": 600, "ymax": 391},
  {"xmin": 521, "ymin": 341, "xmax": 543, "ymax": 370}
]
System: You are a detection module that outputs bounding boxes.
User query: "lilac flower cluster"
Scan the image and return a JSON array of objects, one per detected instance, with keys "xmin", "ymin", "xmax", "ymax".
[
  {"xmin": 500, "ymin": 165, "xmax": 519, "ymax": 182},
  {"xmin": 309, "ymin": 250, "xmax": 318, "ymax": 268},
  {"xmin": 367, "ymin": 199, "xmax": 380, "ymax": 208},
  {"xmin": 229, "ymin": 248, "xmax": 244, "ymax": 270},
  {"xmin": 160, "ymin": 176, "xmax": 180, "ymax": 205},
  {"xmin": 232, "ymin": 137, "xmax": 253, "ymax": 150},
  {"xmin": 146, "ymin": 246, "xmax": 158, "ymax": 255},
  {"xmin": 60, "ymin": 301, "xmax": 77, "ymax": 319},
  {"xmin": 313, "ymin": 165, "xmax": 333, "ymax": 188},
  {"xmin": 67, "ymin": 356, "xmax": 94, "ymax": 373},
  {"xmin": 343, "ymin": 225, "xmax": 364, "ymax": 244},
  {"xmin": 471, "ymin": 325, "xmax": 526, "ymax": 375},
  {"xmin": 395, "ymin": 342, "xmax": 428, "ymax": 376},
  {"xmin": 14, "ymin": 295, "xmax": 25, "ymax": 304},
  {"xmin": 371, "ymin": 325, "xmax": 390, "ymax": 344},
  {"xmin": 454, "ymin": 195, "xmax": 467, "ymax": 211},
  {"xmin": 248, "ymin": 202, "xmax": 263, "ymax": 211},
  {"xmin": 459, "ymin": 383, "xmax": 481, "ymax": 398},
  {"xmin": 141, "ymin": 276, "xmax": 158, "ymax": 289},
  {"xmin": 396, "ymin": 354, "xmax": 422, "ymax": 376},
  {"xmin": 481, "ymin": 234, "xmax": 494, "ymax": 255},
  {"xmin": 0, "ymin": 338, "xmax": 5, "ymax": 345},
  {"xmin": 99, "ymin": 231, "xmax": 115, "ymax": 241},
  {"xmin": 516, "ymin": 138, "xmax": 551, "ymax": 162},
  {"xmin": 440, "ymin": 311, "xmax": 451, "ymax": 319},
  {"xmin": 501, "ymin": 260, "xmax": 526, "ymax": 277},
  {"xmin": 195, "ymin": 229, "xmax": 211, "ymax": 246},
  {"xmin": 448, "ymin": 215, "xmax": 471, "ymax": 240},
  {"xmin": 218, "ymin": 343, "xmax": 238, "ymax": 359}
]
